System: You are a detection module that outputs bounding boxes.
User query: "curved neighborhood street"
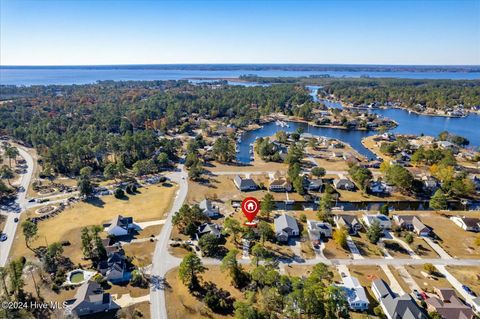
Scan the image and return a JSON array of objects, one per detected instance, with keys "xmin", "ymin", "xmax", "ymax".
[{"xmin": 0, "ymin": 145, "xmax": 34, "ymax": 267}]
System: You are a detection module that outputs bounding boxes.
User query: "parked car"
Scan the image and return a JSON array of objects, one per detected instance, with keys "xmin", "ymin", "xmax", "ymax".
[
  {"xmin": 462, "ymin": 285, "xmax": 476, "ymax": 296},
  {"xmin": 413, "ymin": 289, "xmax": 422, "ymax": 300},
  {"xmin": 14, "ymin": 218, "xmax": 19, "ymax": 223},
  {"xmin": 0, "ymin": 234, "xmax": 7, "ymax": 242},
  {"xmin": 28, "ymin": 198, "xmax": 35, "ymax": 203}
]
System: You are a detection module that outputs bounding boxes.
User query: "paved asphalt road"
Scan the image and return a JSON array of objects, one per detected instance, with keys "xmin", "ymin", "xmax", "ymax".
[
  {"xmin": 150, "ymin": 165, "xmax": 188, "ymax": 319},
  {"xmin": 0, "ymin": 146, "xmax": 34, "ymax": 267}
]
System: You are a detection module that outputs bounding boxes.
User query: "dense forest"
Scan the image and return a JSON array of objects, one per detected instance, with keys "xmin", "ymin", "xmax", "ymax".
[
  {"xmin": 239, "ymin": 76, "xmax": 480, "ymax": 110},
  {"xmin": 0, "ymin": 81, "xmax": 311, "ymax": 175}
]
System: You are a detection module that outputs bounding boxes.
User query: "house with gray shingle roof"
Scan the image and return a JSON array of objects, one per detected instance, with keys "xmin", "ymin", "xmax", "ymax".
[
  {"xmin": 233, "ymin": 175, "xmax": 258, "ymax": 191},
  {"xmin": 334, "ymin": 214, "xmax": 363, "ymax": 235},
  {"xmin": 65, "ymin": 281, "xmax": 119, "ymax": 317},
  {"xmin": 274, "ymin": 214, "xmax": 299, "ymax": 242},
  {"xmin": 196, "ymin": 223, "xmax": 222, "ymax": 240},
  {"xmin": 372, "ymin": 279, "xmax": 427, "ymax": 319},
  {"xmin": 393, "ymin": 215, "xmax": 431, "ymax": 237}
]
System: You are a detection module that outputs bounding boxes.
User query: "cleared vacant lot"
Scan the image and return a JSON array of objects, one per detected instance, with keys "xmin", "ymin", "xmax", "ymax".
[
  {"xmin": 446, "ymin": 266, "xmax": 480, "ymax": 296},
  {"xmin": 11, "ymin": 184, "xmax": 177, "ymax": 264},
  {"xmin": 420, "ymin": 213, "xmax": 480, "ymax": 258}
]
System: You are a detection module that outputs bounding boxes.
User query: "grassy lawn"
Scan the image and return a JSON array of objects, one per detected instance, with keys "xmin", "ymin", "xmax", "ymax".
[
  {"xmin": 300, "ymin": 239, "xmax": 316, "ymax": 259},
  {"xmin": 406, "ymin": 265, "xmax": 453, "ymax": 294},
  {"xmin": 137, "ymin": 224, "xmax": 162, "ymax": 239},
  {"xmin": 388, "ymin": 266, "xmax": 413, "ymax": 293},
  {"xmin": 123, "ymin": 240, "xmax": 156, "ymax": 267},
  {"xmin": 187, "ymin": 174, "xmax": 304, "ymax": 204},
  {"xmin": 207, "ymin": 157, "xmax": 288, "ymax": 174},
  {"xmin": 382, "ymin": 240, "xmax": 411, "ymax": 258},
  {"xmin": 0, "ymin": 214, "xmax": 6, "ymax": 232},
  {"xmin": 120, "ymin": 301, "xmax": 150, "ymax": 319},
  {"xmin": 409, "ymin": 236, "xmax": 439, "ymax": 258},
  {"xmin": 11, "ymin": 183, "xmax": 177, "ymax": 265},
  {"xmin": 351, "ymin": 233, "xmax": 383, "ymax": 258},
  {"xmin": 165, "ymin": 265, "xmax": 246, "ymax": 319},
  {"xmin": 420, "ymin": 212, "xmax": 480, "ymax": 258},
  {"xmin": 446, "ymin": 266, "xmax": 480, "ymax": 296},
  {"xmin": 323, "ymin": 238, "xmax": 351, "ymax": 259}
]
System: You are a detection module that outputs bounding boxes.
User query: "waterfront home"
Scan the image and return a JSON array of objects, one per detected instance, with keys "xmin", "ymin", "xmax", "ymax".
[
  {"xmin": 369, "ymin": 180, "xmax": 391, "ymax": 195},
  {"xmin": 338, "ymin": 276, "xmax": 369, "ymax": 311},
  {"xmin": 199, "ymin": 199, "xmax": 220, "ymax": 217},
  {"xmin": 450, "ymin": 216, "xmax": 480, "ymax": 232},
  {"xmin": 333, "ymin": 178, "xmax": 355, "ymax": 191},
  {"xmin": 274, "ymin": 214, "xmax": 299, "ymax": 242},
  {"xmin": 105, "ymin": 215, "xmax": 134, "ymax": 237},
  {"xmin": 334, "ymin": 214, "xmax": 362, "ymax": 235},
  {"xmin": 436, "ymin": 141, "xmax": 458, "ymax": 152},
  {"xmin": 269, "ymin": 177, "xmax": 292, "ymax": 192},
  {"xmin": 65, "ymin": 281, "xmax": 119, "ymax": 317},
  {"xmin": 331, "ymin": 151, "xmax": 343, "ymax": 159},
  {"xmin": 307, "ymin": 220, "xmax": 332, "ymax": 241},
  {"xmin": 300, "ymin": 132, "xmax": 314, "ymax": 140},
  {"xmin": 371, "ymin": 279, "xmax": 427, "ymax": 319},
  {"xmin": 422, "ymin": 176, "xmax": 440, "ymax": 193},
  {"xmin": 363, "ymin": 214, "xmax": 391, "ymax": 229},
  {"xmin": 393, "ymin": 215, "xmax": 431, "ymax": 237},
  {"xmin": 426, "ymin": 288, "xmax": 474, "ymax": 319},
  {"xmin": 196, "ymin": 223, "xmax": 222, "ymax": 240},
  {"xmin": 306, "ymin": 179, "xmax": 323, "ymax": 191},
  {"xmin": 471, "ymin": 176, "xmax": 480, "ymax": 191},
  {"xmin": 233, "ymin": 175, "xmax": 258, "ymax": 191},
  {"xmin": 362, "ymin": 160, "xmax": 382, "ymax": 169}
]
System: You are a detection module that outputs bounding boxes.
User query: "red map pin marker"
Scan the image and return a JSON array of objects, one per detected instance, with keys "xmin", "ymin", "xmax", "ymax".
[{"xmin": 241, "ymin": 197, "xmax": 260, "ymax": 226}]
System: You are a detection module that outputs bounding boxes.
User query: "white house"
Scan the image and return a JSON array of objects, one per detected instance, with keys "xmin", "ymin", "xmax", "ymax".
[
  {"xmin": 450, "ymin": 216, "xmax": 480, "ymax": 232},
  {"xmin": 199, "ymin": 199, "xmax": 220, "ymax": 217},
  {"xmin": 362, "ymin": 214, "xmax": 391, "ymax": 230},
  {"xmin": 105, "ymin": 215, "xmax": 134, "ymax": 237},
  {"xmin": 338, "ymin": 276, "xmax": 369, "ymax": 311}
]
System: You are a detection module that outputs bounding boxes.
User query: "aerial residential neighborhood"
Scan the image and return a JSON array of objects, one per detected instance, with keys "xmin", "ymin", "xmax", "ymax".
[{"xmin": 1, "ymin": 1, "xmax": 480, "ymax": 319}]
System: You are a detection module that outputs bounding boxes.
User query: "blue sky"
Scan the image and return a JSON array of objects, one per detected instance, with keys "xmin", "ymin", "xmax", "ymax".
[{"xmin": 1, "ymin": 0, "xmax": 479, "ymax": 65}]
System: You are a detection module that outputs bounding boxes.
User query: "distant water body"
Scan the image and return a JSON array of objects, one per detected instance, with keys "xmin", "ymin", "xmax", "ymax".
[{"xmin": 1, "ymin": 67, "xmax": 480, "ymax": 85}]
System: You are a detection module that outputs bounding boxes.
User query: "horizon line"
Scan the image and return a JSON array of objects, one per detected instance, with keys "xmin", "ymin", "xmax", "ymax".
[{"xmin": 1, "ymin": 63, "xmax": 480, "ymax": 68}]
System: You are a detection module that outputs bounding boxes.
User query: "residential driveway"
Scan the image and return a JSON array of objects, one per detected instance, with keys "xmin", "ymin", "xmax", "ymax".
[
  {"xmin": 346, "ymin": 236, "xmax": 363, "ymax": 259},
  {"xmin": 423, "ymin": 237, "xmax": 452, "ymax": 259},
  {"xmin": 393, "ymin": 265, "xmax": 421, "ymax": 293},
  {"xmin": 385, "ymin": 232, "xmax": 421, "ymax": 259},
  {"xmin": 136, "ymin": 220, "xmax": 166, "ymax": 229},
  {"xmin": 336, "ymin": 264, "xmax": 351, "ymax": 278},
  {"xmin": 380, "ymin": 265, "xmax": 405, "ymax": 296},
  {"xmin": 435, "ymin": 265, "xmax": 477, "ymax": 306},
  {"xmin": 113, "ymin": 293, "xmax": 150, "ymax": 307}
]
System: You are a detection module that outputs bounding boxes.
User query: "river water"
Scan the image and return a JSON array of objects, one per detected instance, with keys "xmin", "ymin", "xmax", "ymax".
[
  {"xmin": 236, "ymin": 86, "xmax": 480, "ymax": 163},
  {"xmin": 1, "ymin": 67, "xmax": 480, "ymax": 86}
]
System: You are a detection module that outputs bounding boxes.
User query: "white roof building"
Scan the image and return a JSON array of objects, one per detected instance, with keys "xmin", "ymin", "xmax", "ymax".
[{"xmin": 338, "ymin": 276, "xmax": 369, "ymax": 311}]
